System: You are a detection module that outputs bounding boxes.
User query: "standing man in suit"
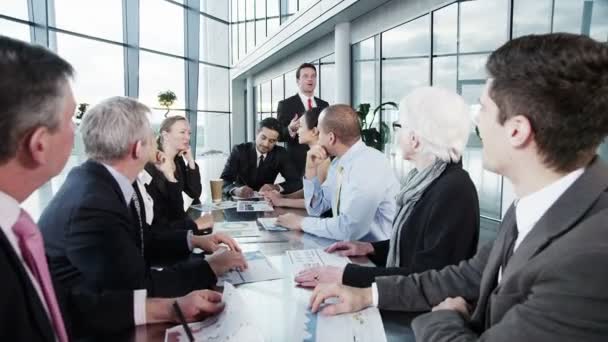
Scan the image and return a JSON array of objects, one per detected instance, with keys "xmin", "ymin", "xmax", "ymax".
[
  {"xmin": 308, "ymin": 33, "xmax": 608, "ymax": 341},
  {"xmin": 277, "ymin": 63, "xmax": 329, "ymax": 176},
  {"xmin": 0, "ymin": 36, "xmax": 228, "ymax": 341},
  {"xmin": 221, "ymin": 117, "xmax": 302, "ymax": 198},
  {"xmin": 39, "ymin": 96, "xmax": 248, "ymax": 298}
]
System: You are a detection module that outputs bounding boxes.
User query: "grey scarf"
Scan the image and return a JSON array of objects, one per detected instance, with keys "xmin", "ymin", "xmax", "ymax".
[{"xmin": 386, "ymin": 159, "xmax": 448, "ymax": 267}]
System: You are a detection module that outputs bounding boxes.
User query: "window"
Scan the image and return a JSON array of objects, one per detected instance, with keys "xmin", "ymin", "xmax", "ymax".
[
  {"xmin": 0, "ymin": 0, "xmax": 28, "ymax": 20},
  {"xmin": 284, "ymin": 69, "xmax": 298, "ymax": 98},
  {"xmin": 201, "ymin": 16, "xmax": 229, "ymax": 66},
  {"xmin": 140, "ymin": 0, "xmax": 184, "ymax": 55},
  {"xmin": 238, "ymin": 22, "xmax": 246, "ymax": 57},
  {"xmin": 459, "ymin": 0, "xmax": 508, "ymax": 53},
  {"xmin": 432, "ymin": 56, "xmax": 457, "ymax": 90},
  {"xmin": 267, "ymin": 0, "xmax": 279, "ymax": 17},
  {"xmin": 432, "ymin": 4, "xmax": 457, "ymax": 54},
  {"xmin": 352, "ymin": 37, "xmax": 378, "ymax": 110},
  {"xmin": 56, "ymin": 33, "xmax": 124, "ymax": 105},
  {"xmin": 201, "ymin": 0, "xmax": 229, "ymax": 21},
  {"xmin": 256, "ymin": 19, "xmax": 266, "ymax": 44},
  {"xmin": 267, "ymin": 17, "xmax": 280, "ymax": 36},
  {"xmin": 199, "ymin": 64, "xmax": 230, "ymax": 112},
  {"xmin": 54, "ymin": 0, "xmax": 123, "ymax": 41},
  {"xmin": 382, "ymin": 16, "xmax": 429, "ymax": 58},
  {"xmin": 512, "ymin": 0, "xmax": 552, "ymax": 37},
  {"xmin": 247, "ymin": 20, "xmax": 255, "ymax": 52},
  {"xmin": 139, "ymin": 51, "xmax": 186, "ymax": 128},
  {"xmin": 553, "ymin": 0, "xmax": 608, "ymax": 41},
  {"xmin": 196, "ymin": 112, "xmax": 231, "ymax": 154},
  {"xmin": 382, "ymin": 59, "xmax": 429, "ymax": 104},
  {"xmin": 271, "ymin": 75, "xmax": 284, "ymax": 114},
  {"xmin": 319, "ymin": 54, "xmax": 335, "ymax": 104},
  {"xmin": 0, "ymin": 19, "xmax": 30, "ymax": 42},
  {"xmin": 260, "ymin": 81, "xmax": 272, "ymax": 113}
]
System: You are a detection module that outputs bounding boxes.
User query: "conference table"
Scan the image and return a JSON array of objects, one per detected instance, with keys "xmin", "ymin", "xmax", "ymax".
[{"xmin": 117, "ymin": 204, "xmax": 419, "ymax": 342}]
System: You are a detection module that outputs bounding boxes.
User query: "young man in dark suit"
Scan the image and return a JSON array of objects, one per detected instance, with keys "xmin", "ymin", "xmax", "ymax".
[
  {"xmin": 308, "ymin": 33, "xmax": 608, "ymax": 341},
  {"xmin": 0, "ymin": 36, "xmax": 227, "ymax": 341},
  {"xmin": 277, "ymin": 63, "xmax": 329, "ymax": 175},
  {"xmin": 221, "ymin": 117, "xmax": 302, "ymax": 198}
]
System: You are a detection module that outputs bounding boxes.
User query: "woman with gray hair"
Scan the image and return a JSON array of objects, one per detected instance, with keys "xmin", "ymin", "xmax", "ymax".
[{"xmin": 295, "ymin": 86, "xmax": 480, "ymax": 288}]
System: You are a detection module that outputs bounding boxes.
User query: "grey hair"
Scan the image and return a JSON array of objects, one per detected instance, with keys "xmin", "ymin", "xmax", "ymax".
[
  {"xmin": 400, "ymin": 86, "xmax": 471, "ymax": 162},
  {"xmin": 80, "ymin": 96, "xmax": 151, "ymax": 162}
]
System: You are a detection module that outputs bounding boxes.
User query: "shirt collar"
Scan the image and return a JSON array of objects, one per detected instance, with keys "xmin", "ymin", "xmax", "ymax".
[
  {"xmin": 137, "ymin": 169, "xmax": 153, "ymax": 186},
  {"xmin": 255, "ymin": 148, "xmax": 267, "ymax": 159},
  {"xmin": 298, "ymin": 91, "xmax": 314, "ymax": 101},
  {"xmin": 0, "ymin": 190, "xmax": 21, "ymax": 232},
  {"xmin": 515, "ymin": 167, "xmax": 585, "ymax": 238},
  {"xmin": 102, "ymin": 163, "xmax": 135, "ymax": 205},
  {"xmin": 336, "ymin": 139, "xmax": 365, "ymax": 167}
]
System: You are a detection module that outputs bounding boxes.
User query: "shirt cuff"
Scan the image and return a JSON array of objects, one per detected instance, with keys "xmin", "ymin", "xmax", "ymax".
[
  {"xmin": 133, "ymin": 289, "xmax": 147, "ymax": 326},
  {"xmin": 371, "ymin": 282, "xmax": 379, "ymax": 307},
  {"xmin": 303, "ymin": 177, "xmax": 321, "ymax": 206},
  {"xmin": 186, "ymin": 230, "xmax": 194, "ymax": 251},
  {"xmin": 277, "ymin": 184, "xmax": 284, "ymax": 193}
]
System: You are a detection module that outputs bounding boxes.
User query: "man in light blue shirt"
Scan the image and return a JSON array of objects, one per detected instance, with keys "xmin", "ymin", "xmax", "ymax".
[{"xmin": 277, "ymin": 104, "xmax": 398, "ymax": 241}]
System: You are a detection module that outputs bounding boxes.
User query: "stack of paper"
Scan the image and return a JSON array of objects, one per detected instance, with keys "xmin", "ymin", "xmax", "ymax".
[
  {"xmin": 217, "ymin": 251, "xmax": 283, "ymax": 285},
  {"xmin": 190, "ymin": 201, "xmax": 237, "ymax": 211},
  {"xmin": 164, "ymin": 283, "xmax": 264, "ymax": 342},
  {"xmin": 213, "ymin": 221, "xmax": 260, "ymax": 238},
  {"xmin": 237, "ymin": 200, "xmax": 274, "ymax": 212},
  {"xmin": 286, "ymin": 249, "xmax": 350, "ymax": 274},
  {"xmin": 232, "ymin": 191, "xmax": 265, "ymax": 200}
]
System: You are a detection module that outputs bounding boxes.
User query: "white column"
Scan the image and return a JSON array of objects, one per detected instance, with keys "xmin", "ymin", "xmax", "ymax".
[
  {"xmin": 246, "ymin": 76, "xmax": 255, "ymax": 141},
  {"xmin": 334, "ymin": 22, "xmax": 351, "ymax": 105}
]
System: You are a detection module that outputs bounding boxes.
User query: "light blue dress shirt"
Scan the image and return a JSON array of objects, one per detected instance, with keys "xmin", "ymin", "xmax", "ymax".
[{"xmin": 302, "ymin": 140, "xmax": 399, "ymax": 241}]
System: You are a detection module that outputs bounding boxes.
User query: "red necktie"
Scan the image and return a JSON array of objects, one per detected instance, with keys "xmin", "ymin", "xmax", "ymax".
[
  {"xmin": 12, "ymin": 210, "xmax": 69, "ymax": 342},
  {"xmin": 307, "ymin": 98, "xmax": 313, "ymax": 110}
]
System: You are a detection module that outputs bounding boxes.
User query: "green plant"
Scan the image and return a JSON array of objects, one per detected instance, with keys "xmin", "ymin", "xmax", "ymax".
[
  {"xmin": 356, "ymin": 102, "xmax": 398, "ymax": 151},
  {"xmin": 74, "ymin": 103, "xmax": 89, "ymax": 123},
  {"xmin": 158, "ymin": 90, "xmax": 177, "ymax": 117}
]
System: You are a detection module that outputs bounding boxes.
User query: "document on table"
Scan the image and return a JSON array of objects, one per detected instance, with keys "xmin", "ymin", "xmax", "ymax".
[
  {"xmin": 299, "ymin": 305, "xmax": 387, "ymax": 342},
  {"xmin": 257, "ymin": 217, "xmax": 288, "ymax": 231},
  {"xmin": 190, "ymin": 201, "xmax": 237, "ymax": 211},
  {"xmin": 217, "ymin": 251, "xmax": 283, "ymax": 285},
  {"xmin": 232, "ymin": 191, "xmax": 265, "ymax": 200},
  {"xmin": 286, "ymin": 249, "xmax": 350, "ymax": 274},
  {"xmin": 237, "ymin": 200, "xmax": 274, "ymax": 212},
  {"xmin": 213, "ymin": 221, "xmax": 260, "ymax": 237},
  {"xmin": 164, "ymin": 282, "xmax": 264, "ymax": 342}
]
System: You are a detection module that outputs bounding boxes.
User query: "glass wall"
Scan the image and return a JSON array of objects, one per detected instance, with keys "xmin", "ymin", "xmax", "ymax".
[{"xmin": 350, "ymin": 0, "xmax": 608, "ymax": 237}]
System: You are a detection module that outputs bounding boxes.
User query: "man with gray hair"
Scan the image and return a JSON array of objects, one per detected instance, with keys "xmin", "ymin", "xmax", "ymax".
[
  {"xmin": 277, "ymin": 104, "xmax": 399, "ymax": 241},
  {"xmin": 39, "ymin": 96, "xmax": 247, "ymax": 298},
  {"xmin": 0, "ymin": 36, "xmax": 229, "ymax": 341}
]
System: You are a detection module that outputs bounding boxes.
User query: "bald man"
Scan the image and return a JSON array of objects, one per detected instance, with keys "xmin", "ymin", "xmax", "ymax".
[{"xmin": 277, "ymin": 104, "xmax": 399, "ymax": 241}]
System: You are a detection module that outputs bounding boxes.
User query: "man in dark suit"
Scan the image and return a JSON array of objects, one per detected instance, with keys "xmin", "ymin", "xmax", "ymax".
[
  {"xmin": 307, "ymin": 33, "xmax": 608, "ymax": 341},
  {"xmin": 0, "ymin": 36, "xmax": 227, "ymax": 341},
  {"xmin": 277, "ymin": 63, "xmax": 329, "ymax": 175},
  {"xmin": 221, "ymin": 117, "xmax": 302, "ymax": 197},
  {"xmin": 39, "ymin": 96, "xmax": 248, "ymax": 298}
]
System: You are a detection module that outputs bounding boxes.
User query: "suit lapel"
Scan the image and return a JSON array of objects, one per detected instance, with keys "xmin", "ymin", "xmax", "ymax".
[
  {"xmin": 502, "ymin": 158, "xmax": 608, "ymax": 281},
  {"xmin": 0, "ymin": 229, "xmax": 55, "ymax": 341},
  {"xmin": 290, "ymin": 94, "xmax": 306, "ymax": 114}
]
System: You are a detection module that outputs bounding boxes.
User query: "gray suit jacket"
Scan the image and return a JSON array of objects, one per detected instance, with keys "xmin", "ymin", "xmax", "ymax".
[{"xmin": 375, "ymin": 157, "xmax": 608, "ymax": 341}]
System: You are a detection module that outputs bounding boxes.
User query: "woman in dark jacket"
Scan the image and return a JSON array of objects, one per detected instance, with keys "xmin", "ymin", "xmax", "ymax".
[
  {"xmin": 295, "ymin": 86, "xmax": 480, "ymax": 288},
  {"xmin": 145, "ymin": 116, "xmax": 204, "ymax": 231}
]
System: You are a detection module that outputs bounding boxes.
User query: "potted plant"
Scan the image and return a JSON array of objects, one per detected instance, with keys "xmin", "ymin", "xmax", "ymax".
[
  {"xmin": 356, "ymin": 102, "xmax": 398, "ymax": 151},
  {"xmin": 158, "ymin": 90, "xmax": 177, "ymax": 117},
  {"xmin": 73, "ymin": 103, "xmax": 89, "ymax": 125}
]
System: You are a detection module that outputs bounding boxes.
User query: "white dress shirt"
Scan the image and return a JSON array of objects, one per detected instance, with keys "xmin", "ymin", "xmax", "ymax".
[
  {"xmin": 302, "ymin": 140, "xmax": 399, "ymax": 241},
  {"xmin": 298, "ymin": 91, "xmax": 317, "ymax": 110},
  {"xmin": 136, "ymin": 170, "xmax": 154, "ymax": 225},
  {"xmin": 371, "ymin": 167, "xmax": 585, "ymax": 306}
]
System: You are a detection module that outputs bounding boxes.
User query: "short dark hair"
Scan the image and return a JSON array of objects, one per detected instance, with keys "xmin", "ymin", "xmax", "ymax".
[
  {"xmin": 319, "ymin": 104, "xmax": 361, "ymax": 145},
  {"xmin": 303, "ymin": 107, "xmax": 322, "ymax": 130},
  {"xmin": 487, "ymin": 33, "xmax": 608, "ymax": 172},
  {"xmin": 296, "ymin": 63, "xmax": 317, "ymax": 80},
  {"xmin": 259, "ymin": 117, "xmax": 282, "ymax": 135},
  {"xmin": 0, "ymin": 36, "xmax": 74, "ymax": 164}
]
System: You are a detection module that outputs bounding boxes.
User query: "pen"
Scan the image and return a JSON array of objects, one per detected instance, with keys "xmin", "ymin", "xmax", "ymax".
[{"xmin": 173, "ymin": 301, "xmax": 195, "ymax": 342}]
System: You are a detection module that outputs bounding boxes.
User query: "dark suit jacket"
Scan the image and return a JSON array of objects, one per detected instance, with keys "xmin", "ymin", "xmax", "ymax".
[
  {"xmin": 38, "ymin": 160, "xmax": 216, "ymax": 298},
  {"xmin": 0, "ymin": 229, "xmax": 133, "ymax": 341},
  {"xmin": 375, "ymin": 157, "xmax": 608, "ymax": 341},
  {"xmin": 220, "ymin": 142, "xmax": 302, "ymax": 195},
  {"xmin": 144, "ymin": 163, "xmax": 197, "ymax": 232},
  {"xmin": 342, "ymin": 162, "xmax": 479, "ymax": 288},
  {"xmin": 277, "ymin": 94, "xmax": 329, "ymax": 175},
  {"xmin": 174, "ymin": 155, "xmax": 202, "ymax": 204}
]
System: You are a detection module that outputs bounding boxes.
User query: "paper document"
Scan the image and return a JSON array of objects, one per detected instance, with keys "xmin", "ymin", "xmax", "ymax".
[
  {"xmin": 214, "ymin": 221, "xmax": 260, "ymax": 238},
  {"xmin": 300, "ymin": 306, "xmax": 387, "ymax": 342},
  {"xmin": 217, "ymin": 251, "xmax": 283, "ymax": 285},
  {"xmin": 190, "ymin": 201, "xmax": 237, "ymax": 211},
  {"xmin": 232, "ymin": 191, "xmax": 265, "ymax": 200},
  {"xmin": 237, "ymin": 200, "xmax": 274, "ymax": 212},
  {"xmin": 257, "ymin": 217, "xmax": 288, "ymax": 231},
  {"xmin": 286, "ymin": 249, "xmax": 350, "ymax": 274},
  {"xmin": 164, "ymin": 282, "xmax": 264, "ymax": 342}
]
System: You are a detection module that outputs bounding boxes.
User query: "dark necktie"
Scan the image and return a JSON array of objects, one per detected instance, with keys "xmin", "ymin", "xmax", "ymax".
[
  {"xmin": 307, "ymin": 98, "xmax": 313, "ymax": 110},
  {"xmin": 258, "ymin": 154, "xmax": 264, "ymax": 168},
  {"xmin": 130, "ymin": 183, "xmax": 145, "ymax": 257},
  {"xmin": 500, "ymin": 222, "xmax": 519, "ymax": 274}
]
